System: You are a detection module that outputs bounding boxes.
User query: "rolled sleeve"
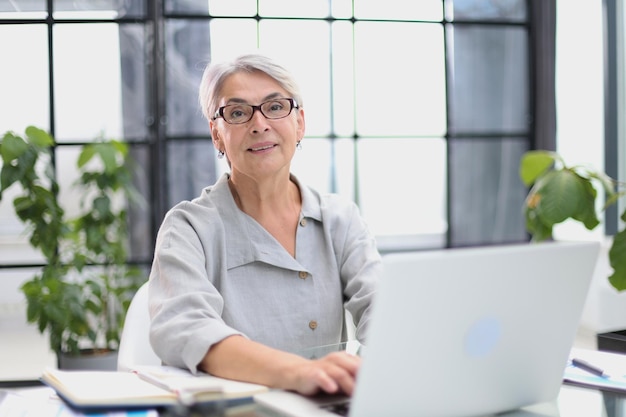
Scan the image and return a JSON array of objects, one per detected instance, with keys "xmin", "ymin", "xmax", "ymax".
[
  {"xmin": 319, "ymin": 195, "xmax": 381, "ymax": 343},
  {"xmin": 148, "ymin": 202, "xmax": 245, "ymax": 372}
]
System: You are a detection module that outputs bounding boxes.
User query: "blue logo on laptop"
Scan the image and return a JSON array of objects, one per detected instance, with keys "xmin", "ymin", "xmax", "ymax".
[{"xmin": 465, "ymin": 316, "xmax": 501, "ymax": 357}]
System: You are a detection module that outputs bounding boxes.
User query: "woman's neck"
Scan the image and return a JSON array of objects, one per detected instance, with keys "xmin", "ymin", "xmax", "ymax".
[
  {"xmin": 228, "ymin": 173, "xmax": 302, "ymax": 257},
  {"xmin": 228, "ymin": 173, "xmax": 301, "ymax": 219}
]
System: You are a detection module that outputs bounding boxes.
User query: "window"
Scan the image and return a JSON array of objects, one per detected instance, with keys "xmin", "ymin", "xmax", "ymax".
[{"xmin": 0, "ymin": 0, "xmax": 546, "ymax": 379}]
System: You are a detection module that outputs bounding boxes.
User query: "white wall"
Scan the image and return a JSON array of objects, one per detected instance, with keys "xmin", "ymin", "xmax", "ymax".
[
  {"xmin": 555, "ymin": 0, "xmax": 605, "ymax": 241},
  {"xmin": 555, "ymin": 0, "xmax": 626, "ymax": 333}
]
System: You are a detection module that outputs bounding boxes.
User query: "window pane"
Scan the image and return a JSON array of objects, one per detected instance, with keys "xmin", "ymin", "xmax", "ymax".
[
  {"xmin": 56, "ymin": 146, "xmax": 84, "ymax": 219},
  {"xmin": 334, "ymin": 138, "xmax": 357, "ymax": 199},
  {"xmin": 165, "ymin": 0, "xmax": 211, "ymax": 14},
  {"xmin": 53, "ymin": 23, "xmax": 124, "ymax": 141},
  {"xmin": 357, "ymin": 138, "xmax": 447, "ymax": 238},
  {"xmin": 331, "ymin": 0, "xmax": 353, "ymax": 19},
  {"xmin": 259, "ymin": 19, "xmax": 331, "ymax": 137},
  {"xmin": 209, "ymin": 19, "xmax": 259, "ymax": 62},
  {"xmin": 0, "ymin": 268, "xmax": 56, "ymax": 380},
  {"xmin": 291, "ymin": 138, "xmax": 335, "ymax": 194},
  {"xmin": 57, "ymin": 144, "xmax": 152, "ymax": 260},
  {"xmin": 125, "ymin": 145, "xmax": 153, "ymax": 260},
  {"xmin": 332, "ymin": 21, "xmax": 356, "ymax": 137},
  {"xmin": 119, "ymin": 24, "xmax": 148, "ymax": 139},
  {"xmin": 355, "ymin": 0, "xmax": 442, "ymax": 21},
  {"xmin": 291, "ymin": 137, "xmax": 356, "ymax": 199},
  {"xmin": 0, "ymin": 25, "xmax": 49, "ymax": 134},
  {"xmin": 292, "ymin": 138, "xmax": 358, "ymax": 206},
  {"xmin": 449, "ymin": 25, "xmax": 529, "ymax": 134},
  {"xmin": 166, "ymin": 20, "xmax": 212, "ymax": 137},
  {"xmin": 0, "ymin": 0, "xmax": 46, "ymax": 17},
  {"xmin": 53, "ymin": 0, "xmax": 145, "ymax": 19},
  {"xmin": 167, "ymin": 140, "xmax": 218, "ymax": 208},
  {"xmin": 209, "ymin": 1, "xmax": 255, "ymax": 16},
  {"xmin": 450, "ymin": 0, "xmax": 526, "ymax": 21},
  {"xmin": 354, "ymin": 22, "xmax": 446, "ymax": 137},
  {"xmin": 260, "ymin": 0, "xmax": 329, "ymax": 18},
  {"xmin": 0, "ymin": 187, "xmax": 45, "ymax": 264},
  {"xmin": 448, "ymin": 137, "xmax": 528, "ymax": 246}
]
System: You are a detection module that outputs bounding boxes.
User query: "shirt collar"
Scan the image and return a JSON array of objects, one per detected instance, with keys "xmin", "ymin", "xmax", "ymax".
[{"xmin": 209, "ymin": 173, "xmax": 313, "ymax": 271}]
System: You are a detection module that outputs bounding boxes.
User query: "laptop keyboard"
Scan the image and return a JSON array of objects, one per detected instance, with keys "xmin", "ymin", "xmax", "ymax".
[{"xmin": 320, "ymin": 398, "xmax": 351, "ymax": 416}]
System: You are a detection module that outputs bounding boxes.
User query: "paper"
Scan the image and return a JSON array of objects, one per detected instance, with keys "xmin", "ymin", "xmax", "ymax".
[
  {"xmin": 563, "ymin": 347, "xmax": 626, "ymax": 392},
  {"xmin": 132, "ymin": 365, "xmax": 268, "ymax": 398},
  {"xmin": 0, "ymin": 388, "xmax": 158, "ymax": 417}
]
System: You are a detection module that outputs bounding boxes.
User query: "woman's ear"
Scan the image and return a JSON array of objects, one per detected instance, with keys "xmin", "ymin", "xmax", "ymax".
[
  {"xmin": 210, "ymin": 122, "xmax": 222, "ymax": 150},
  {"xmin": 296, "ymin": 107, "xmax": 305, "ymax": 141}
]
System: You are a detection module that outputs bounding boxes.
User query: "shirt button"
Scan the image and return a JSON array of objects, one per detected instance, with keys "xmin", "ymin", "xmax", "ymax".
[
  {"xmin": 299, "ymin": 218, "xmax": 307, "ymax": 227},
  {"xmin": 309, "ymin": 320, "xmax": 318, "ymax": 330},
  {"xmin": 298, "ymin": 271, "xmax": 308, "ymax": 279}
]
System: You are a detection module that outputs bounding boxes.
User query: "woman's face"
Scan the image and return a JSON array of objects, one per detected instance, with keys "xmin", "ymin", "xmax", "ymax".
[{"xmin": 209, "ymin": 70, "xmax": 305, "ymax": 182}]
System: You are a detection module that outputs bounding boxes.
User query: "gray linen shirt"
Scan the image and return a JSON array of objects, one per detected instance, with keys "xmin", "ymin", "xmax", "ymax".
[{"xmin": 148, "ymin": 173, "xmax": 381, "ymax": 372}]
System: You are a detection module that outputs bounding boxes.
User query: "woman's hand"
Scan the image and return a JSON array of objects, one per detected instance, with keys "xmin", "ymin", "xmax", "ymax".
[
  {"xmin": 288, "ymin": 351, "xmax": 361, "ymax": 396},
  {"xmin": 199, "ymin": 336, "xmax": 361, "ymax": 396}
]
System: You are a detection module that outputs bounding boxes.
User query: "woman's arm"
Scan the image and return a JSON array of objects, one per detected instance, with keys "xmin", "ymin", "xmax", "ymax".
[{"xmin": 198, "ymin": 335, "xmax": 361, "ymax": 396}]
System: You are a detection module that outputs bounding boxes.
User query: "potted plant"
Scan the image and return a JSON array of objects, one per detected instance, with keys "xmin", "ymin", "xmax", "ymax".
[
  {"xmin": 0, "ymin": 126, "xmax": 145, "ymax": 369},
  {"xmin": 519, "ymin": 150, "xmax": 626, "ymax": 288},
  {"xmin": 519, "ymin": 150, "xmax": 626, "ymax": 351}
]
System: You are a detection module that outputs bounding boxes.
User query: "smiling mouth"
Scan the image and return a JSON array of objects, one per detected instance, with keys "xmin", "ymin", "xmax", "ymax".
[{"xmin": 249, "ymin": 144, "xmax": 276, "ymax": 152}]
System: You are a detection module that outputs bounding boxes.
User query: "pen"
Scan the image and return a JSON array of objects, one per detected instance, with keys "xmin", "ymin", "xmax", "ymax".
[{"xmin": 571, "ymin": 358, "xmax": 610, "ymax": 378}]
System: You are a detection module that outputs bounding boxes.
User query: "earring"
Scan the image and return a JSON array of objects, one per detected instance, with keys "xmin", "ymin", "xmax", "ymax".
[
  {"xmin": 296, "ymin": 141, "xmax": 302, "ymax": 150},
  {"xmin": 217, "ymin": 150, "xmax": 225, "ymax": 159}
]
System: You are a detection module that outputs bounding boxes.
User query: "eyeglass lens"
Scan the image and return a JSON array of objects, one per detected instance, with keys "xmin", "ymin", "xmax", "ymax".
[{"xmin": 220, "ymin": 98, "xmax": 294, "ymax": 124}]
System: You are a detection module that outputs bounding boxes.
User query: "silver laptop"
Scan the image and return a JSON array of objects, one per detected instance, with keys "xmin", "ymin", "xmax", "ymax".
[{"xmin": 254, "ymin": 241, "xmax": 600, "ymax": 417}]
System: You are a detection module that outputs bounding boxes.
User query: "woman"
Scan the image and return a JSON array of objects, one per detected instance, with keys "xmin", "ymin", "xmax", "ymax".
[{"xmin": 148, "ymin": 54, "xmax": 381, "ymax": 396}]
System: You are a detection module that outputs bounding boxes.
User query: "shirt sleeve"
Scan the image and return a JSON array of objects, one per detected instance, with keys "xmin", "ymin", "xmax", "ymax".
[
  {"xmin": 323, "ymin": 195, "xmax": 382, "ymax": 343},
  {"xmin": 147, "ymin": 202, "xmax": 244, "ymax": 373}
]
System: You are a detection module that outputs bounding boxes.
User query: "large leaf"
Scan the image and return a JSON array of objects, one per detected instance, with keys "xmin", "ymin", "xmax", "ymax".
[
  {"xmin": 531, "ymin": 169, "xmax": 599, "ymax": 229},
  {"xmin": 519, "ymin": 150, "xmax": 558, "ymax": 186},
  {"xmin": 0, "ymin": 133, "xmax": 28, "ymax": 162},
  {"xmin": 25, "ymin": 126, "xmax": 54, "ymax": 148},
  {"xmin": 609, "ymin": 213, "xmax": 626, "ymax": 291}
]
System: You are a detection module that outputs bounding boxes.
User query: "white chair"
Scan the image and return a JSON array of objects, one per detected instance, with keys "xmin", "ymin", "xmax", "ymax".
[{"xmin": 117, "ymin": 281, "xmax": 162, "ymax": 371}]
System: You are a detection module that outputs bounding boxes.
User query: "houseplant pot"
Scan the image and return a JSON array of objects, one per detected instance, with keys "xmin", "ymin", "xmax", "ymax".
[
  {"xmin": 520, "ymin": 150, "xmax": 626, "ymax": 352},
  {"xmin": 0, "ymin": 126, "xmax": 145, "ymax": 369}
]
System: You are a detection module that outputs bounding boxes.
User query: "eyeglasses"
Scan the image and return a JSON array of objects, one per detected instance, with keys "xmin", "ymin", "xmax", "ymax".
[{"xmin": 212, "ymin": 98, "xmax": 299, "ymax": 124}]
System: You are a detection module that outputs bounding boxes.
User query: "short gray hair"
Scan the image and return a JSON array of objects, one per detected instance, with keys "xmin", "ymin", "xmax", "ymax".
[{"xmin": 198, "ymin": 54, "xmax": 303, "ymax": 122}]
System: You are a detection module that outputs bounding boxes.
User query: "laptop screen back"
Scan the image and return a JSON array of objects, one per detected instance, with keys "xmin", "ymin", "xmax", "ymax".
[{"xmin": 349, "ymin": 241, "xmax": 599, "ymax": 417}]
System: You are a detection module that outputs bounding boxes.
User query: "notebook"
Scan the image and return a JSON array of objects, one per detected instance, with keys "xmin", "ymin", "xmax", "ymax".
[{"xmin": 254, "ymin": 240, "xmax": 600, "ymax": 417}]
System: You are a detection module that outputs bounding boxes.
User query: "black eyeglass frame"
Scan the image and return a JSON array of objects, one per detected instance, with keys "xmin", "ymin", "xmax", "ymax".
[{"xmin": 212, "ymin": 98, "xmax": 299, "ymax": 124}]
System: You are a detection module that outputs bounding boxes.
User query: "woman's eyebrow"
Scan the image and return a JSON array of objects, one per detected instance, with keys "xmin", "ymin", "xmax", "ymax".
[{"xmin": 223, "ymin": 92, "xmax": 285, "ymax": 105}]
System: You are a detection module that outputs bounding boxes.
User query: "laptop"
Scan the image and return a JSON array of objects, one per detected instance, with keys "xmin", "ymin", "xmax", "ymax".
[{"xmin": 254, "ymin": 241, "xmax": 600, "ymax": 417}]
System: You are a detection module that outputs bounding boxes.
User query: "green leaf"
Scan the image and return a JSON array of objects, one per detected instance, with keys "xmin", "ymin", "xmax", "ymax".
[
  {"xmin": 94, "ymin": 143, "xmax": 118, "ymax": 174},
  {"xmin": 25, "ymin": 126, "xmax": 54, "ymax": 148},
  {"xmin": 571, "ymin": 175, "xmax": 601, "ymax": 230},
  {"xmin": 519, "ymin": 150, "xmax": 558, "ymax": 186},
  {"xmin": 0, "ymin": 133, "xmax": 28, "ymax": 162},
  {"xmin": 524, "ymin": 205, "xmax": 553, "ymax": 241},
  {"xmin": 609, "ymin": 227, "xmax": 626, "ymax": 291},
  {"xmin": 532, "ymin": 170, "xmax": 599, "ymax": 228},
  {"xmin": 77, "ymin": 145, "xmax": 96, "ymax": 168}
]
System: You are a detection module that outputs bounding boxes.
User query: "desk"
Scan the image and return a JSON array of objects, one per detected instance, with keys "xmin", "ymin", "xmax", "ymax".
[
  {"xmin": 3, "ymin": 384, "xmax": 625, "ymax": 417},
  {"xmin": 155, "ymin": 385, "xmax": 626, "ymax": 416},
  {"xmin": 3, "ymin": 340, "xmax": 626, "ymax": 417}
]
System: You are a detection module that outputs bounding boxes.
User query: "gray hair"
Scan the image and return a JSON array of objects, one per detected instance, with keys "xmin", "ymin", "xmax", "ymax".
[{"xmin": 198, "ymin": 54, "xmax": 304, "ymax": 122}]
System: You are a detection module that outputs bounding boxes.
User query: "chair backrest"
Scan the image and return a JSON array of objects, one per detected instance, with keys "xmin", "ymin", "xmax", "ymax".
[{"xmin": 117, "ymin": 281, "xmax": 161, "ymax": 371}]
